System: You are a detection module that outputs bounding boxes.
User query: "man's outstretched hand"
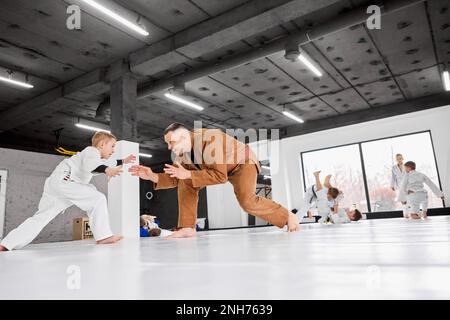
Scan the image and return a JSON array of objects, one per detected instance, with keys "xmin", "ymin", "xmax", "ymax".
[
  {"xmin": 164, "ymin": 162, "xmax": 191, "ymax": 180},
  {"xmin": 129, "ymin": 165, "xmax": 158, "ymax": 182}
]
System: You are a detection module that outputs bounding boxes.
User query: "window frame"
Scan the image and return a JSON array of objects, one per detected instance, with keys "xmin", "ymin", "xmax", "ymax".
[{"xmin": 299, "ymin": 130, "xmax": 444, "ymax": 213}]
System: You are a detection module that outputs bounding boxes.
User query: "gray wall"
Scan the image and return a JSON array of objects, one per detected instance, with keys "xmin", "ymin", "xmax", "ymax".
[{"xmin": 0, "ymin": 147, "xmax": 107, "ymax": 244}]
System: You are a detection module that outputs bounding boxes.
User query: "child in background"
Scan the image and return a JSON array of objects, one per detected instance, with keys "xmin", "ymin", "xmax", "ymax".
[
  {"xmin": 329, "ymin": 189, "xmax": 344, "ymax": 214},
  {"xmin": 326, "ymin": 207, "xmax": 363, "ymax": 224},
  {"xmin": 398, "ymin": 161, "xmax": 445, "ymax": 219},
  {"xmin": 299, "ymin": 171, "xmax": 340, "ymax": 223},
  {"xmin": 140, "ymin": 215, "xmax": 162, "ymax": 237}
]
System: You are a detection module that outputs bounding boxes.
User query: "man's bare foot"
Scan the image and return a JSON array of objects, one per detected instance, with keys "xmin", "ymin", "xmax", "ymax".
[
  {"xmin": 96, "ymin": 235, "xmax": 123, "ymax": 244},
  {"xmin": 165, "ymin": 227, "xmax": 196, "ymax": 239},
  {"xmin": 0, "ymin": 245, "xmax": 8, "ymax": 252},
  {"xmin": 287, "ymin": 213, "xmax": 300, "ymax": 232}
]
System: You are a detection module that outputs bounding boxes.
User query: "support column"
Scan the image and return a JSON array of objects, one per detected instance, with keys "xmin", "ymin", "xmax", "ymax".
[
  {"xmin": 108, "ymin": 140, "xmax": 140, "ymax": 238},
  {"xmin": 110, "ymin": 73, "xmax": 138, "ymax": 141}
]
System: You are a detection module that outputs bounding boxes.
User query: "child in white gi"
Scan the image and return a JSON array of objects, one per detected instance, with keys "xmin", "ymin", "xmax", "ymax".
[
  {"xmin": 300, "ymin": 171, "xmax": 340, "ymax": 223},
  {"xmin": 140, "ymin": 215, "xmax": 162, "ymax": 237},
  {"xmin": 0, "ymin": 131, "xmax": 135, "ymax": 251},
  {"xmin": 329, "ymin": 190, "xmax": 344, "ymax": 214},
  {"xmin": 398, "ymin": 161, "xmax": 445, "ymax": 219},
  {"xmin": 327, "ymin": 207, "xmax": 362, "ymax": 224}
]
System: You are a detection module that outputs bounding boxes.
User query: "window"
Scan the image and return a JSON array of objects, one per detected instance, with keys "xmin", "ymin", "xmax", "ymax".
[
  {"xmin": 361, "ymin": 132, "xmax": 443, "ymax": 212},
  {"xmin": 253, "ymin": 160, "xmax": 272, "ymax": 226},
  {"xmin": 300, "ymin": 131, "xmax": 443, "ymax": 213},
  {"xmin": 301, "ymin": 144, "xmax": 368, "ymax": 212}
]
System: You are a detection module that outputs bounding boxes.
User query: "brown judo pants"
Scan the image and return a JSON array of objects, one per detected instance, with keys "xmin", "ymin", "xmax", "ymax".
[{"xmin": 177, "ymin": 164, "xmax": 289, "ymax": 228}]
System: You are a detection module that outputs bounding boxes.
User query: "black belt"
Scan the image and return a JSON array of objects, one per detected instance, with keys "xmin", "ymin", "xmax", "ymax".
[{"xmin": 309, "ymin": 185, "xmax": 317, "ymax": 204}]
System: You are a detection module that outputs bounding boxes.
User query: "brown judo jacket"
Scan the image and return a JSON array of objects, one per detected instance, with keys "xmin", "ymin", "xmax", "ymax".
[{"xmin": 155, "ymin": 128, "xmax": 261, "ymax": 190}]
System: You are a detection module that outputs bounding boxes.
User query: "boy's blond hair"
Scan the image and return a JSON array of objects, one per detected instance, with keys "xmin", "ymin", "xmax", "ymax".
[{"xmin": 91, "ymin": 131, "xmax": 116, "ymax": 147}]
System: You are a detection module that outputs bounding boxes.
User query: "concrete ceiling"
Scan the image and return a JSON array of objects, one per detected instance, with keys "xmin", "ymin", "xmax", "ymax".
[{"xmin": 0, "ymin": 0, "xmax": 449, "ymax": 162}]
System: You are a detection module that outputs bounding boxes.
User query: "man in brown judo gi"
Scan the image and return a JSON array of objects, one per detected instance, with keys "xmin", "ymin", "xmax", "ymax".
[{"xmin": 129, "ymin": 123, "xmax": 300, "ymax": 238}]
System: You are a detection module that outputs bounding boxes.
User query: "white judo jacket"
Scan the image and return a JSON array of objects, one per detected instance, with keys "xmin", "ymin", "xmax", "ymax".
[
  {"xmin": 397, "ymin": 170, "xmax": 443, "ymax": 202},
  {"xmin": 55, "ymin": 146, "xmax": 119, "ymax": 184}
]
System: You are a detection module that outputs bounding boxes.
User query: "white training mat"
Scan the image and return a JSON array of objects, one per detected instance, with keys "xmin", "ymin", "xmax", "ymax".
[{"xmin": 1, "ymin": 216, "xmax": 450, "ymax": 299}]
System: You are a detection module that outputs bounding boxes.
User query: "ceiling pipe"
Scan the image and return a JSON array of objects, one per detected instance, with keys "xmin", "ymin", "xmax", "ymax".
[{"xmin": 98, "ymin": 0, "xmax": 424, "ymax": 114}]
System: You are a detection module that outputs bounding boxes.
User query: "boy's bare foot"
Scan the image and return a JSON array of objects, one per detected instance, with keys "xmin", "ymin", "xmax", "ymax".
[
  {"xmin": 0, "ymin": 245, "xmax": 8, "ymax": 251},
  {"xmin": 287, "ymin": 213, "xmax": 300, "ymax": 232},
  {"xmin": 96, "ymin": 235, "xmax": 123, "ymax": 244},
  {"xmin": 165, "ymin": 227, "xmax": 196, "ymax": 239},
  {"xmin": 313, "ymin": 170, "xmax": 321, "ymax": 176}
]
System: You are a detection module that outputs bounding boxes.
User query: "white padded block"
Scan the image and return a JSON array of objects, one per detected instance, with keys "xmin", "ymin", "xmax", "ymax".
[
  {"xmin": 108, "ymin": 140, "xmax": 140, "ymax": 238},
  {"xmin": 206, "ymin": 183, "xmax": 245, "ymax": 228}
]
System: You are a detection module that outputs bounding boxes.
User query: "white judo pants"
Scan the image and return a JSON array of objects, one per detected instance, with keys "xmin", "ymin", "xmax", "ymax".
[
  {"xmin": 1, "ymin": 172, "xmax": 113, "ymax": 250},
  {"xmin": 406, "ymin": 191, "xmax": 428, "ymax": 216},
  {"xmin": 299, "ymin": 187, "xmax": 315, "ymax": 218},
  {"xmin": 300, "ymin": 187, "xmax": 329, "ymax": 221},
  {"xmin": 396, "ymin": 190, "xmax": 409, "ymax": 218}
]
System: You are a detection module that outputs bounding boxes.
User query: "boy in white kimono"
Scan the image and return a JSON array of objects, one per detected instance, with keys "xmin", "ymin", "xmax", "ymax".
[
  {"xmin": 398, "ymin": 161, "xmax": 445, "ymax": 219},
  {"xmin": 300, "ymin": 171, "xmax": 340, "ymax": 223},
  {"xmin": 0, "ymin": 131, "xmax": 135, "ymax": 251},
  {"xmin": 328, "ymin": 207, "xmax": 362, "ymax": 224},
  {"xmin": 140, "ymin": 214, "xmax": 161, "ymax": 237},
  {"xmin": 329, "ymin": 190, "xmax": 344, "ymax": 214}
]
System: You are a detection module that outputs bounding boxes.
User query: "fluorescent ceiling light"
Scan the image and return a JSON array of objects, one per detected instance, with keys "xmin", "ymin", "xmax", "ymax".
[
  {"xmin": 164, "ymin": 93, "xmax": 204, "ymax": 111},
  {"xmin": 298, "ymin": 54, "xmax": 322, "ymax": 77},
  {"xmin": 261, "ymin": 165, "xmax": 270, "ymax": 170},
  {"xmin": 139, "ymin": 153, "xmax": 153, "ymax": 158},
  {"xmin": 443, "ymin": 71, "xmax": 450, "ymax": 91},
  {"xmin": 283, "ymin": 111, "xmax": 304, "ymax": 123},
  {"xmin": 75, "ymin": 123, "xmax": 111, "ymax": 133},
  {"xmin": 0, "ymin": 75, "xmax": 33, "ymax": 89},
  {"xmin": 82, "ymin": 0, "xmax": 149, "ymax": 36}
]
